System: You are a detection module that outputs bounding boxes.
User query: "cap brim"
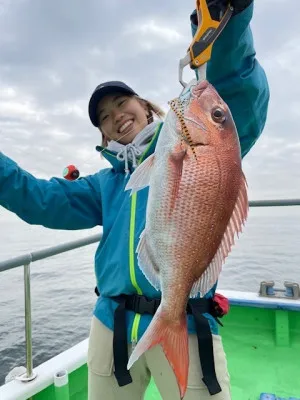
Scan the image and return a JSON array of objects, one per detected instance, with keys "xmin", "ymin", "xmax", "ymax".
[{"xmin": 88, "ymin": 85, "xmax": 136, "ymax": 127}]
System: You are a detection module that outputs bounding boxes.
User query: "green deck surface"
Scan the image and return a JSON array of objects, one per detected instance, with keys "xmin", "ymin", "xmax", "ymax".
[{"xmin": 32, "ymin": 304, "xmax": 300, "ymax": 400}]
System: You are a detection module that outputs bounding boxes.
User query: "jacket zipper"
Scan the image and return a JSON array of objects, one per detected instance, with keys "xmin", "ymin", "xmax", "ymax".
[{"xmin": 128, "ymin": 123, "xmax": 163, "ymax": 345}]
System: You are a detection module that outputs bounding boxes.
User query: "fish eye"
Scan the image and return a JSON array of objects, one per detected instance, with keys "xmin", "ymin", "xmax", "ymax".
[{"xmin": 212, "ymin": 107, "xmax": 226, "ymax": 123}]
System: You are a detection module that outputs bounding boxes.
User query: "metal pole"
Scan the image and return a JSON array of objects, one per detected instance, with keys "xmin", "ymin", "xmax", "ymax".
[
  {"xmin": 24, "ymin": 263, "xmax": 33, "ymax": 377},
  {"xmin": 20, "ymin": 262, "xmax": 37, "ymax": 382}
]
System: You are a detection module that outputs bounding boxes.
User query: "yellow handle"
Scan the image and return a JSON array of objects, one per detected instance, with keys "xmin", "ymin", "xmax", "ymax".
[{"xmin": 189, "ymin": 0, "xmax": 231, "ymax": 68}]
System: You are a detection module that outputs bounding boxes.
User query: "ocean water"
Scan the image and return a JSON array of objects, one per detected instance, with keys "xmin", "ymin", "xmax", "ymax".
[{"xmin": 0, "ymin": 206, "xmax": 300, "ymax": 385}]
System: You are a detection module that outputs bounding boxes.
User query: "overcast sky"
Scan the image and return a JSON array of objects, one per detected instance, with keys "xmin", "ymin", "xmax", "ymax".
[{"xmin": 1, "ymin": 0, "xmax": 300, "ymax": 224}]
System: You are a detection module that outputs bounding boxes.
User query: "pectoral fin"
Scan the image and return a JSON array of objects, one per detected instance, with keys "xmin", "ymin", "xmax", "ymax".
[
  {"xmin": 124, "ymin": 154, "xmax": 155, "ymax": 195},
  {"xmin": 136, "ymin": 229, "xmax": 161, "ymax": 291}
]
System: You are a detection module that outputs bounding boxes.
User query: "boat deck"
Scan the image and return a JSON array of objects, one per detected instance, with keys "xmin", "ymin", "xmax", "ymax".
[
  {"xmin": 30, "ymin": 303, "xmax": 299, "ymax": 400},
  {"xmin": 222, "ymin": 306, "xmax": 299, "ymax": 399},
  {"xmin": 145, "ymin": 303, "xmax": 300, "ymax": 400}
]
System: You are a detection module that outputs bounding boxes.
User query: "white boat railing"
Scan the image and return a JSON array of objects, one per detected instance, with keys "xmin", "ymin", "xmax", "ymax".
[
  {"xmin": 1, "ymin": 198, "xmax": 300, "ymax": 383},
  {"xmin": 0, "ymin": 233, "xmax": 102, "ymax": 383}
]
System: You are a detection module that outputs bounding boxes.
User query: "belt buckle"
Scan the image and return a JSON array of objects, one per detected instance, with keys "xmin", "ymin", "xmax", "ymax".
[
  {"xmin": 131, "ymin": 295, "xmax": 141, "ymax": 313},
  {"xmin": 143, "ymin": 298, "xmax": 157, "ymax": 315}
]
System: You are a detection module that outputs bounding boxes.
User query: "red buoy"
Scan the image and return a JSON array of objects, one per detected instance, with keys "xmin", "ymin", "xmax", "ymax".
[{"xmin": 63, "ymin": 165, "xmax": 80, "ymax": 181}]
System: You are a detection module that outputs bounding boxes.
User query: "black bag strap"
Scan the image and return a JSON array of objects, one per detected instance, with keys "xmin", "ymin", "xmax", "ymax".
[
  {"xmin": 124, "ymin": 293, "xmax": 161, "ymax": 315},
  {"xmin": 188, "ymin": 299, "xmax": 222, "ymax": 395},
  {"xmin": 98, "ymin": 291, "xmax": 222, "ymax": 394},
  {"xmin": 112, "ymin": 297, "xmax": 133, "ymax": 386}
]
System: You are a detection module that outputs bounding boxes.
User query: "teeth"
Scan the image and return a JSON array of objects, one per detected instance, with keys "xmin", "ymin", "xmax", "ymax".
[{"xmin": 119, "ymin": 120, "xmax": 133, "ymax": 133}]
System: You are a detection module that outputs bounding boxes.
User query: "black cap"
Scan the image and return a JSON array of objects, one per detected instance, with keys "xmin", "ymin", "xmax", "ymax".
[{"xmin": 88, "ymin": 81, "xmax": 138, "ymax": 127}]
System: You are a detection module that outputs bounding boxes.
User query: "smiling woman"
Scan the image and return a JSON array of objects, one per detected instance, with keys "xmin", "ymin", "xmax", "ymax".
[
  {"xmin": 98, "ymin": 95, "xmax": 162, "ymax": 145},
  {"xmin": 88, "ymin": 81, "xmax": 165, "ymax": 147}
]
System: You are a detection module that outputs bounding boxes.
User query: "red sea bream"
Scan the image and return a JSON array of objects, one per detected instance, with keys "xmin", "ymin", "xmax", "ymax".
[{"xmin": 125, "ymin": 80, "xmax": 249, "ymax": 399}]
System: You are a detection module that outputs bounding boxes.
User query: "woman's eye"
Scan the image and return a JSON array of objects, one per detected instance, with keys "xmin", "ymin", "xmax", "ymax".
[
  {"xmin": 101, "ymin": 115, "xmax": 108, "ymax": 122},
  {"xmin": 118, "ymin": 99, "xmax": 126, "ymax": 106}
]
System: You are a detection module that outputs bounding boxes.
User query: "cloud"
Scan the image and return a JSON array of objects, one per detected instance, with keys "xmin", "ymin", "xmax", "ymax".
[
  {"xmin": 0, "ymin": 0, "xmax": 299, "ymax": 224},
  {"xmin": 123, "ymin": 20, "xmax": 186, "ymax": 52}
]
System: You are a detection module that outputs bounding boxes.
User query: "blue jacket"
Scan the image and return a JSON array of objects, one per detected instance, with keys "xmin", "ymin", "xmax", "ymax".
[{"xmin": 0, "ymin": 4, "xmax": 269, "ymax": 343}]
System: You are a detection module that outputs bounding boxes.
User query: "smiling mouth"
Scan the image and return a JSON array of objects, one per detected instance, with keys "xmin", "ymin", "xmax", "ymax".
[{"xmin": 118, "ymin": 120, "xmax": 134, "ymax": 134}]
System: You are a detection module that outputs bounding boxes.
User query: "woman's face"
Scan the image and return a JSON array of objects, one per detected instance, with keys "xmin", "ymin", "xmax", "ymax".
[{"xmin": 97, "ymin": 93, "xmax": 149, "ymax": 145}]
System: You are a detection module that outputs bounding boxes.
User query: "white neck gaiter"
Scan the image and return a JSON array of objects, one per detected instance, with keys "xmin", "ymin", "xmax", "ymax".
[{"xmin": 106, "ymin": 121, "xmax": 160, "ymax": 175}]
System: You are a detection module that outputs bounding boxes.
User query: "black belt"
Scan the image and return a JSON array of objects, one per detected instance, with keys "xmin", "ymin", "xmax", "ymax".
[{"xmin": 95, "ymin": 288, "xmax": 222, "ymax": 396}]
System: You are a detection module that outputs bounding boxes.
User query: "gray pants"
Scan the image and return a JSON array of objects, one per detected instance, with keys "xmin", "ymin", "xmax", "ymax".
[{"xmin": 87, "ymin": 316, "xmax": 231, "ymax": 400}]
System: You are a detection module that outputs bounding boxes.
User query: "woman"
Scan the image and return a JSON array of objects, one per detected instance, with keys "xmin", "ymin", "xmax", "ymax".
[{"xmin": 0, "ymin": 1, "xmax": 269, "ymax": 399}]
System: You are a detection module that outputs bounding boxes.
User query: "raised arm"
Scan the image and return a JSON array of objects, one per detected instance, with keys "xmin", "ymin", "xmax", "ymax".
[
  {"xmin": 0, "ymin": 152, "xmax": 102, "ymax": 230},
  {"xmin": 191, "ymin": 1, "xmax": 270, "ymax": 157}
]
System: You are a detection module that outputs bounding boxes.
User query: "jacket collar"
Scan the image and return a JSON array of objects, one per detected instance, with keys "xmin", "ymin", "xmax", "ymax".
[{"xmin": 95, "ymin": 122, "xmax": 163, "ymax": 173}]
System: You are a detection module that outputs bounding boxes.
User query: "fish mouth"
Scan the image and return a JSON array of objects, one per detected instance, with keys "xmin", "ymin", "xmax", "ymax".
[
  {"xmin": 184, "ymin": 116, "xmax": 208, "ymax": 132},
  {"xmin": 181, "ymin": 136, "xmax": 206, "ymax": 147},
  {"xmin": 180, "ymin": 117, "xmax": 208, "ymax": 147},
  {"xmin": 191, "ymin": 80, "xmax": 211, "ymax": 98},
  {"xmin": 192, "ymin": 142, "xmax": 206, "ymax": 147}
]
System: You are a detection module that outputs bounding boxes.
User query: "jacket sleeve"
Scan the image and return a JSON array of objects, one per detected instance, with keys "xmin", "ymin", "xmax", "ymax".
[
  {"xmin": 0, "ymin": 152, "xmax": 102, "ymax": 230},
  {"xmin": 191, "ymin": 3, "xmax": 270, "ymax": 158}
]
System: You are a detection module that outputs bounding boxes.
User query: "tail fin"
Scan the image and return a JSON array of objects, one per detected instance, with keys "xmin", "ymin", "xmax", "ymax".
[{"xmin": 127, "ymin": 307, "xmax": 189, "ymax": 399}]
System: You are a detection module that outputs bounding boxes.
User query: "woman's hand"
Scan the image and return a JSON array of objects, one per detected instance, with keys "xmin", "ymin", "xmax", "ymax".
[
  {"xmin": 191, "ymin": 0, "xmax": 253, "ymax": 24},
  {"xmin": 229, "ymin": 0, "xmax": 253, "ymax": 14}
]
